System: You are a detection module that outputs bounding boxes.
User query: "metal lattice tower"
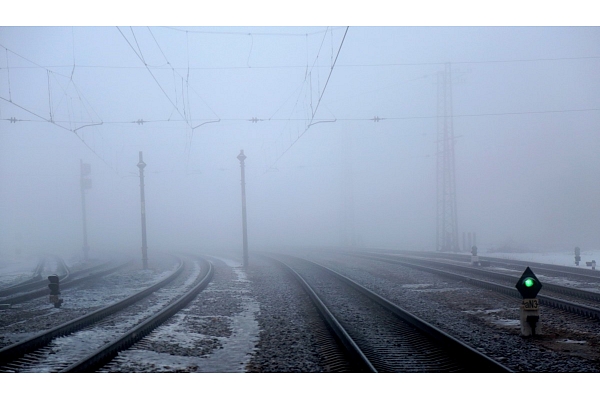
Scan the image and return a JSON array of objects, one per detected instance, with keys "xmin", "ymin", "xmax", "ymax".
[
  {"xmin": 340, "ymin": 129, "xmax": 356, "ymax": 248},
  {"xmin": 436, "ymin": 63, "xmax": 460, "ymax": 252}
]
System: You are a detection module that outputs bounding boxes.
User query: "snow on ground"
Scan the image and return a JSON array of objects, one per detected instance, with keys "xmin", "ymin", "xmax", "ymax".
[
  {"xmin": 177, "ymin": 256, "xmax": 260, "ymax": 372},
  {"xmin": 0, "ymin": 256, "xmax": 40, "ymax": 287},
  {"xmin": 104, "ymin": 256, "xmax": 260, "ymax": 372},
  {"xmin": 479, "ymin": 250, "xmax": 600, "ymax": 270}
]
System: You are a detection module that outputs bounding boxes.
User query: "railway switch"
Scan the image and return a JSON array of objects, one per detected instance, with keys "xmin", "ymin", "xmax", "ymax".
[
  {"xmin": 515, "ymin": 267, "xmax": 542, "ymax": 337},
  {"xmin": 48, "ymin": 274, "xmax": 63, "ymax": 308}
]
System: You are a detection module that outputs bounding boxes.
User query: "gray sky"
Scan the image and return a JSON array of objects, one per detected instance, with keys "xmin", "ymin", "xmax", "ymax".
[{"xmin": 1, "ymin": 7, "xmax": 599, "ymax": 259}]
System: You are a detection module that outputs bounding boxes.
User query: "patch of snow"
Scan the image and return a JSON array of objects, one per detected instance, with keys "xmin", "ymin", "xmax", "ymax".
[
  {"xmin": 401, "ymin": 283, "xmax": 433, "ymax": 289},
  {"xmin": 556, "ymin": 339, "xmax": 587, "ymax": 344},
  {"xmin": 493, "ymin": 319, "xmax": 520, "ymax": 327},
  {"xmin": 190, "ymin": 297, "xmax": 260, "ymax": 372},
  {"xmin": 483, "ymin": 308, "xmax": 506, "ymax": 314},
  {"xmin": 481, "ymin": 250, "xmax": 600, "ymax": 271},
  {"xmin": 104, "ymin": 256, "xmax": 260, "ymax": 372}
]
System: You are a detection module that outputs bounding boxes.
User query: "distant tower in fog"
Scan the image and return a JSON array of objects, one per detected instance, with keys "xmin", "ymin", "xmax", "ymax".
[
  {"xmin": 436, "ymin": 63, "xmax": 460, "ymax": 252},
  {"xmin": 340, "ymin": 129, "xmax": 356, "ymax": 248}
]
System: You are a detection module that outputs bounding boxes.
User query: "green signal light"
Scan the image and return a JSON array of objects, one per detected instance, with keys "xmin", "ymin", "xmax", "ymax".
[{"xmin": 523, "ymin": 277, "xmax": 536, "ymax": 288}]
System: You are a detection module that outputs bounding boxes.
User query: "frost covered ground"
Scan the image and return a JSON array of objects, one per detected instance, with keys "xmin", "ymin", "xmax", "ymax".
[{"xmin": 479, "ymin": 250, "xmax": 600, "ymax": 270}]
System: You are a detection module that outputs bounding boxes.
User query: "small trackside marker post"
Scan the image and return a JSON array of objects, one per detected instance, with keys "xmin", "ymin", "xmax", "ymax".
[{"xmin": 471, "ymin": 245, "xmax": 479, "ymax": 267}]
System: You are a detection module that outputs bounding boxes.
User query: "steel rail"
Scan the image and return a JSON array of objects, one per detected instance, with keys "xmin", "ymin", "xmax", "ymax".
[
  {"xmin": 259, "ymin": 253, "xmax": 376, "ymax": 373},
  {"xmin": 0, "ymin": 258, "xmax": 182, "ymax": 366},
  {"xmin": 0, "ymin": 257, "xmax": 71, "ymax": 297},
  {"xmin": 0, "ymin": 259, "xmax": 113, "ymax": 298},
  {"xmin": 0, "ymin": 276, "xmax": 45, "ymax": 298},
  {"xmin": 390, "ymin": 250, "xmax": 600, "ymax": 280},
  {"xmin": 288, "ymin": 253, "xmax": 512, "ymax": 372},
  {"xmin": 347, "ymin": 252, "xmax": 600, "ymax": 321},
  {"xmin": 0, "ymin": 260, "xmax": 130, "ymax": 305},
  {"xmin": 374, "ymin": 253, "xmax": 600, "ymax": 304},
  {"xmin": 62, "ymin": 257, "xmax": 214, "ymax": 372},
  {"xmin": 264, "ymin": 252, "xmax": 511, "ymax": 372}
]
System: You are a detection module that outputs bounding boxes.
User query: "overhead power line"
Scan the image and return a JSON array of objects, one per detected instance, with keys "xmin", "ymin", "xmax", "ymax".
[
  {"xmin": 4, "ymin": 107, "xmax": 599, "ymax": 127},
  {"xmin": 0, "ymin": 95, "xmax": 115, "ymax": 172},
  {"xmin": 5, "ymin": 55, "xmax": 600, "ymax": 71},
  {"xmin": 158, "ymin": 26, "xmax": 346, "ymax": 36},
  {"xmin": 116, "ymin": 27, "xmax": 193, "ymax": 130},
  {"xmin": 265, "ymin": 27, "xmax": 350, "ymax": 173}
]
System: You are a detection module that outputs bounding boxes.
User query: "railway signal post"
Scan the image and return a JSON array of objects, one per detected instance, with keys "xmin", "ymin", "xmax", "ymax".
[
  {"xmin": 48, "ymin": 274, "xmax": 63, "ymax": 308},
  {"xmin": 515, "ymin": 267, "xmax": 543, "ymax": 337},
  {"xmin": 237, "ymin": 150, "xmax": 249, "ymax": 268}
]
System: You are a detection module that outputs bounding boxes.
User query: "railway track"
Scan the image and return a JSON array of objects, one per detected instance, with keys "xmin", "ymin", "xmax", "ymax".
[
  {"xmin": 343, "ymin": 251, "xmax": 600, "ymax": 321},
  {"xmin": 0, "ymin": 259, "xmax": 128, "ymax": 306},
  {"xmin": 262, "ymin": 253, "xmax": 511, "ymax": 373},
  {"xmin": 366, "ymin": 252, "xmax": 600, "ymax": 304},
  {"xmin": 390, "ymin": 250, "xmax": 600, "ymax": 281},
  {"xmin": 0, "ymin": 256, "xmax": 70, "ymax": 298},
  {"xmin": 0, "ymin": 255, "xmax": 214, "ymax": 373}
]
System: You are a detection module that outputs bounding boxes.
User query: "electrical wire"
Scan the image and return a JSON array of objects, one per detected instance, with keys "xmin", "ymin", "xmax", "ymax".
[
  {"xmin": 312, "ymin": 27, "xmax": 348, "ymax": 120},
  {"xmin": 116, "ymin": 27, "xmax": 192, "ymax": 130},
  {"xmin": 265, "ymin": 27, "xmax": 350, "ymax": 173},
  {"xmin": 5, "ymin": 107, "xmax": 599, "ymax": 127},
  {"xmin": 5, "ymin": 48, "xmax": 12, "ymax": 102},
  {"xmin": 159, "ymin": 26, "xmax": 345, "ymax": 37},
  {"xmin": 0, "ymin": 95, "xmax": 115, "ymax": 172},
  {"xmin": 6, "ymin": 55, "xmax": 599, "ymax": 71}
]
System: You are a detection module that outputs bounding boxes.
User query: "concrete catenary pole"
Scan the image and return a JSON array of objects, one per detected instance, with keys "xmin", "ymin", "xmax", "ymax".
[
  {"xmin": 137, "ymin": 151, "xmax": 148, "ymax": 269},
  {"xmin": 237, "ymin": 150, "xmax": 249, "ymax": 268},
  {"xmin": 80, "ymin": 160, "xmax": 91, "ymax": 261}
]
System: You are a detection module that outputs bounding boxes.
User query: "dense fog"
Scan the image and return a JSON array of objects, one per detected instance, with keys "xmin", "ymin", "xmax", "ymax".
[{"xmin": 1, "ymin": 25, "xmax": 599, "ymax": 261}]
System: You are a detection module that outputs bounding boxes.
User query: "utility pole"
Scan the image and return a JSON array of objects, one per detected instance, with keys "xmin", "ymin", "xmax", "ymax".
[
  {"xmin": 80, "ymin": 160, "xmax": 91, "ymax": 261},
  {"xmin": 237, "ymin": 150, "xmax": 249, "ymax": 268},
  {"xmin": 436, "ymin": 62, "xmax": 460, "ymax": 252},
  {"xmin": 137, "ymin": 151, "xmax": 148, "ymax": 269}
]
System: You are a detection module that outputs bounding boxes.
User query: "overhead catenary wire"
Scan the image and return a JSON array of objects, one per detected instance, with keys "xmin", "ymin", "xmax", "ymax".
[
  {"xmin": 6, "ymin": 55, "xmax": 600, "ymax": 71},
  {"xmin": 266, "ymin": 27, "xmax": 333, "ymax": 172},
  {"xmin": 5, "ymin": 48, "xmax": 12, "ymax": 102},
  {"xmin": 0, "ymin": 40, "xmax": 114, "ymax": 172},
  {"xmin": 146, "ymin": 27, "xmax": 221, "ymax": 167},
  {"xmin": 0, "ymin": 95, "xmax": 115, "ymax": 172},
  {"xmin": 70, "ymin": 27, "xmax": 75, "ymax": 80},
  {"xmin": 2, "ymin": 30, "xmax": 599, "ymax": 176},
  {"xmin": 116, "ymin": 27, "xmax": 193, "ymax": 130},
  {"xmin": 158, "ymin": 26, "xmax": 345, "ymax": 37},
  {"xmin": 265, "ymin": 27, "xmax": 350, "ymax": 173},
  {"xmin": 4, "ymin": 107, "xmax": 599, "ymax": 127}
]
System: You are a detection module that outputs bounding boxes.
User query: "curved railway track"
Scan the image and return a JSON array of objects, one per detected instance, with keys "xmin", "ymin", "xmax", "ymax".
[
  {"xmin": 391, "ymin": 250, "xmax": 600, "ymax": 281},
  {"xmin": 0, "ymin": 259, "xmax": 129, "ymax": 306},
  {"xmin": 367, "ymin": 252, "xmax": 600, "ymax": 303},
  {"xmin": 0, "ymin": 255, "xmax": 214, "ymax": 373},
  {"xmin": 344, "ymin": 251, "xmax": 600, "ymax": 321},
  {"xmin": 262, "ymin": 253, "xmax": 511, "ymax": 373},
  {"xmin": 0, "ymin": 256, "xmax": 71, "ymax": 298}
]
